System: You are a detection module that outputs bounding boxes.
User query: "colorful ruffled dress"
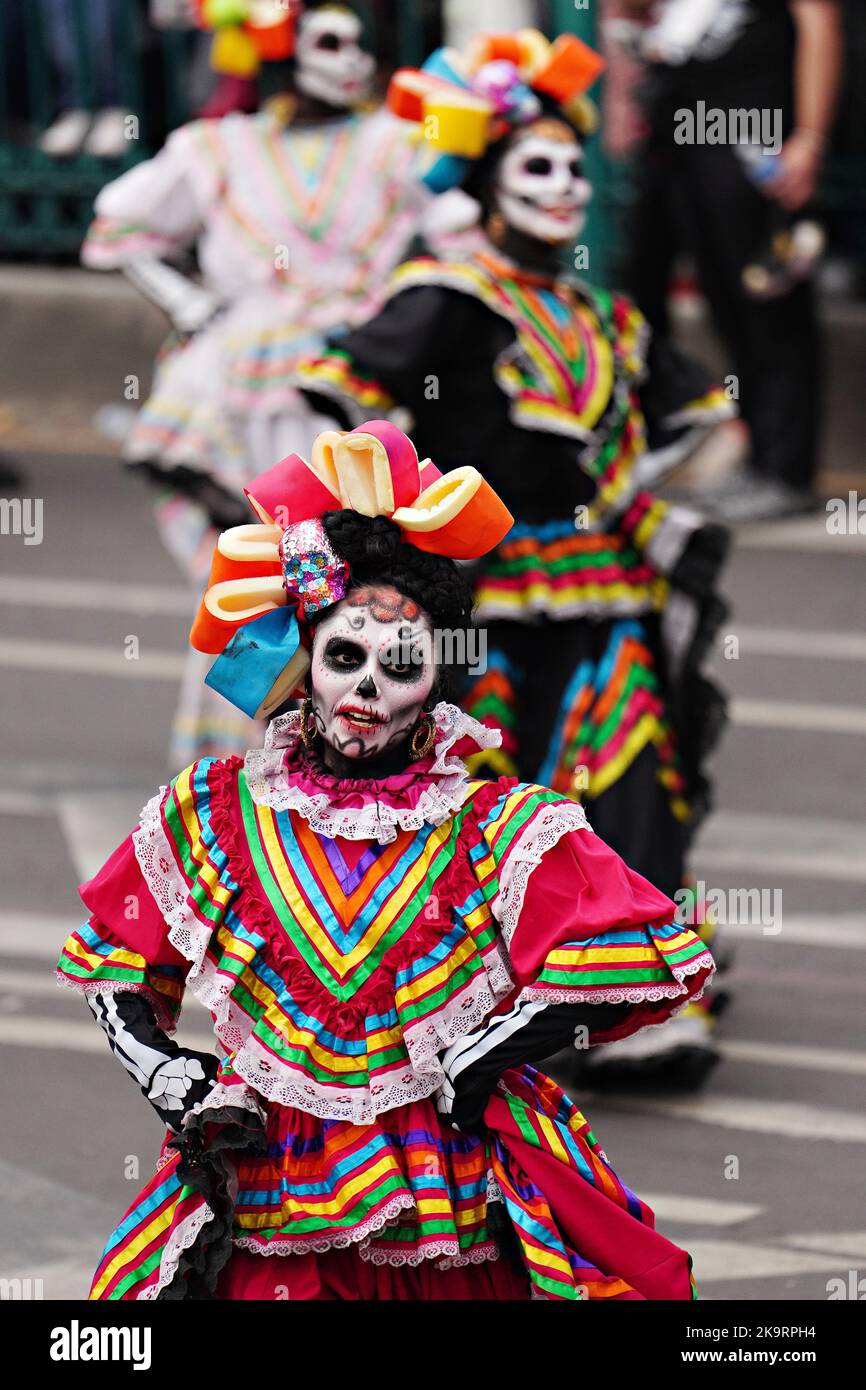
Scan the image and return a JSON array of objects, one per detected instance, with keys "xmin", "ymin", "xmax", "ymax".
[{"xmin": 57, "ymin": 706, "xmax": 712, "ymax": 1300}]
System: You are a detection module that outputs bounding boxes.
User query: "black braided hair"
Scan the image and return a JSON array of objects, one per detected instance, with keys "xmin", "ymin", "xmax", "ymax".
[{"xmin": 321, "ymin": 511, "xmax": 475, "ymax": 632}]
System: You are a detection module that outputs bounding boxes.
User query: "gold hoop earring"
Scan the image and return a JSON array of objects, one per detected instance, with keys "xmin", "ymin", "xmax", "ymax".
[
  {"xmin": 410, "ymin": 713, "xmax": 437, "ymax": 761},
  {"xmin": 486, "ymin": 210, "xmax": 507, "ymax": 248},
  {"xmin": 299, "ymin": 698, "xmax": 318, "ymax": 750}
]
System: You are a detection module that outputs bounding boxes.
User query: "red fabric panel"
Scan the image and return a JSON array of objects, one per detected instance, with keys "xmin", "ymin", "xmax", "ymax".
[
  {"xmin": 79, "ymin": 834, "xmax": 186, "ymax": 967},
  {"xmin": 508, "ymin": 827, "xmax": 677, "ymax": 986},
  {"xmin": 216, "ymin": 1244, "xmax": 530, "ymax": 1300},
  {"xmin": 484, "ymin": 1093, "xmax": 694, "ymax": 1301}
]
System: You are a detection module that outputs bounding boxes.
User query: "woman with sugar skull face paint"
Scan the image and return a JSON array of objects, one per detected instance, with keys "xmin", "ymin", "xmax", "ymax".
[
  {"xmin": 80, "ymin": 0, "xmax": 459, "ymax": 770},
  {"xmin": 298, "ymin": 29, "xmax": 737, "ymax": 1088},
  {"xmin": 58, "ymin": 424, "xmax": 712, "ymax": 1301}
]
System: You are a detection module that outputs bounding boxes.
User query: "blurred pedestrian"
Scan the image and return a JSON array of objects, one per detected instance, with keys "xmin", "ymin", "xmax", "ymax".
[
  {"xmin": 38, "ymin": 0, "xmax": 131, "ymax": 158},
  {"xmin": 620, "ymin": 0, "xmax": 843, "ymax": 521}
]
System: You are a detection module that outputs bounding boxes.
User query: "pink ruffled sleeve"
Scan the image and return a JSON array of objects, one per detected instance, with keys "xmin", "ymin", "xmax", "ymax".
[{"xmin": 469, "ymin": 781, "xmax": 714, "ymax": 1040}]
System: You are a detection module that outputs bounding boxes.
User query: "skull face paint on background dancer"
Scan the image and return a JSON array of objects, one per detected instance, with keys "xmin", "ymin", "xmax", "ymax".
[
  {"xmin": 494, "ymin": 118, "xmax": 593, "ymax": 246},
  {"xmin": 294, "ymin": 4, "xmax": 375, "ymax": 108}
]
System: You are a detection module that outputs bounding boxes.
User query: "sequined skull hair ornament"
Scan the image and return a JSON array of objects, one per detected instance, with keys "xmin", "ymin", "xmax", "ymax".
[{"xmin": 189, "ymin": 422, "xmax": 513, "ymax": 719}]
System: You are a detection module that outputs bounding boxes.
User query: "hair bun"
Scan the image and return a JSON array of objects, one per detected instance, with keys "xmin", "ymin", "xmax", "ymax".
[{"xmin": 323, "ymin": 511, "xmax": 402, "ymax": 565}]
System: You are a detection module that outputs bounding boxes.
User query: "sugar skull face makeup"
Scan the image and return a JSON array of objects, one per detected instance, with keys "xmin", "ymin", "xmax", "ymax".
[
  {"xmin": 495, "ymin": 120, "xmax": 592, "ymax": 246},
  {"xmin": 295, "ymin": 6, "xmax": 375, "ymax": 110},
  {"xmin": 310, "ymin": 585, "xmax": 436, "ymax": 761}
]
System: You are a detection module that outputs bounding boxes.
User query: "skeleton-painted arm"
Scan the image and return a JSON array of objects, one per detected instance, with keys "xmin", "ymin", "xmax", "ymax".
[
  {"xmin": 437, "ymin": 998, "xmax": 629, "ymax": 1134},
  {"xmin": 87, "ymin": 990, "xmax": 218, "ymax": 1132},
  {"xmin": 122, "ymin": 256, "xmax": 222, "ymax": 336}
]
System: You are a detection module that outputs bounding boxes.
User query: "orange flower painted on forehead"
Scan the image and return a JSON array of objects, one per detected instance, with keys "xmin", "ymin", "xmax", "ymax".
[
  {"xmin": 348, "ymin": 585, "xmax": 422, "ymax": 624},
  {"xmin": 517, "ymin": 117, "xmax": 577, "ymax": 145}
]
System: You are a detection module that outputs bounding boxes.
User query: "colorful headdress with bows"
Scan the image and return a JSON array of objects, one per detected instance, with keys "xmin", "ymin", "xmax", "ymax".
[
  {"xmin": 197, "ymin": 1, "xmax": 299, "ymax": 81},
  {"xmin": 387, "ymin": 29, "xmax": 606, "ymax": 193},
  {"xmin": 190, "ymin": 422, "xmax": 513, "ymax": 719}
]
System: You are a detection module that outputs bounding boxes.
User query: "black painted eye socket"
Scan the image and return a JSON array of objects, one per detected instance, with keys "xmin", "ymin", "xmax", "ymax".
[
  {"xmin": 569, "ymin": 160, "xmax": 583, "ymax": 178},
  {"xmin": 379, "ymin": 647, "xmax": 424, "ymax": 682},
  {"xmin": 315, "ymin": 32, "xmax": 342, "ymax": 51},
  {"xmin": 524, "ymin": 155, "xmax": 553, "ymax": 176},
  {"xmin": 324, "ymin": 637, "xmax": 365, "ymax": 670}
]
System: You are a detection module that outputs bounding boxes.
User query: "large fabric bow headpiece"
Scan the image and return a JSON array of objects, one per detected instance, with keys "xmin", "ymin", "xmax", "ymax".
[
  {"xmin": 190, "ymin": 421, "xmax": 513, "ymax": 720},
  {"xmin": 197, "ymin": 1, "xmax": 299, "ymax": 80},
  {"xmin": 387, "ymin": 29, "xmax": 606, "ymax": 193}
]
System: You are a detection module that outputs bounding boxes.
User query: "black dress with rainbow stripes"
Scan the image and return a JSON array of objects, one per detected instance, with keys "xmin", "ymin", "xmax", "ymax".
[{"xmin": 298, "ymin": 248, "xmax": 731, "ymax": 898}]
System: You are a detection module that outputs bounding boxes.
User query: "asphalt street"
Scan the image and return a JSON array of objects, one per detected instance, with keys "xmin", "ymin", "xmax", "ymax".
[{"xmin": 0, "ymin": 443, "xmax": 864, "ymax": 1303}]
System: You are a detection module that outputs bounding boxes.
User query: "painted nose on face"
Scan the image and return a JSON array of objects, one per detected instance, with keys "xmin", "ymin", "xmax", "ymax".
[{"xmin": 355, "ymin": 674, "xmax": 378, "ymax": 699}]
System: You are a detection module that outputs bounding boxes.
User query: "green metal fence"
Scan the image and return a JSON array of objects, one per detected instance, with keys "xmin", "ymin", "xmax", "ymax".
[{"xmin": 0, "ymin": 0, "xmax": 436, "ymax": 258}]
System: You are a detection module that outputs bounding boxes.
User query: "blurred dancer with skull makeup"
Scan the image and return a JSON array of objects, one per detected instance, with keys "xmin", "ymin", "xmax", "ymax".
[
  {"xmin": 57, "ymin": 423, "xmax": 712, "ymax": 1299},
  {"xmin": 298, "ymin": 29, "xmax": 735, "ymax": 1086},
  {"xmin": 80, "ymin": 1, "xmax": 454, "ymax": 767}
]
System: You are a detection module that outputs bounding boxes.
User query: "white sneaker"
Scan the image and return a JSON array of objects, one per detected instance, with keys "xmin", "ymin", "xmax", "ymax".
[
  {"xmin": 583, "ymin": 1010, "xmax": 719, "ymax": 1089},
  {"xmin": 38, "ymin": 109, "xmax": 91, "ymax": 157},
  {"xmin": 84, "ymin": 107, "xmax": 130, "ymax": 159}
]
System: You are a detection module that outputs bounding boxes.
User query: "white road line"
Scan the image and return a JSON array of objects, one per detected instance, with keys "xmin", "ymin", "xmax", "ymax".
[
  {"xmin": 735, "ymin": 515, "xmax": 866, "ymax": 554},
  {"xmin": 0, "ymin": 574, "xmax": 192, "ymax": 615},
  {"xmin": 731, "ymin": 696, "xmax": 866, "ymax": 735},
  {"xmin": 722, "ymin": 625, "xmax": 866, "ymax": 661},
  {"xmin": 696, "ymin": 811, "xmax": 866, "ymax": 884},
  {"xmin": 56, "ymin": 791, "xmax": 152, "ymax": 881},
  {"xmin": 719, "ymin": 1039, "xmax": 866, "ymax": 1077},
  {"xmin": 584, "ymin": 1093, "xmax": 866, "ymax": 1144},
  {"xmin": 780, "ymin": 1231, "xmax": 866, "ymax": 1261},
  {"xmin": 721, "ymin": 915, "xmax": 866, "ymax": 949},
  {"xmin": 639, "ymin": 1195, "xmax": 763, "ymax": 1227},
  {"xmin": 698, "ymin": 848, "xmax": 866, "ymax": 883},
  {"xmin": 0, "ymin": 637, "xmax": 184, "ymax": 679},
  {"xmin": 687, "ymin": 1239, "xmax": 850, "ymax": 1282},
  {"xmin": 0, "ymin": 1014, "xmax": 214, "ymax": 1054},
  {"xmin": 0, "ymin": 913, "xmax": 79, "ymax": 958}
]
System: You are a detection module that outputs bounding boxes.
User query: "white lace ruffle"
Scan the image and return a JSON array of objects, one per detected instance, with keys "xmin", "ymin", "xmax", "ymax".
[
  {"xmin": 243, "ymin": 701, "xmax": 502, "ymax": 844},
  {"xmin": 137, "ymin": 1202, "xmax": 217, "ymax": 1300},
  {"xmin": 130, "ymin": 755, "xmax": 520, "ymax": 1124},
  {"xmin": 232, "ymin": 1191, "xmax": 417, "ymax": 1258},
  {"xmin": 492, "ymin": 799, "xmax": 592, "ymax": 944},
  {"xmin": 228, "ymin": 944, "xmax": 513, "ymax": 1126},
  {"xmin": 516, "ymin": 946, "xmax": 715, "ymax": 1009}
]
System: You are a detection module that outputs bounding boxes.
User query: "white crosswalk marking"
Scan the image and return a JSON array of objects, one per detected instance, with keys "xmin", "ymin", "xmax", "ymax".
[
  {"xmin": 723, "ymin": 625, "xmax": 866, "ymax": 661},
  {"xmin": 583, "ymin": 1093, "xmax": 866, "ymax": 1144},
  {"xmin": 722, "ymin": 915, "xmax": 866, "ymax": 948},
  {"xmin": 687, "ymin": 1240, "xmax": 850, "ymax": 1282},
  {"xmin": 735, "ymin": 515, "xmax": 866, "ymax": 554},
  {"xmin": 696, "ymin": 811, "xmax": 866, "ymax": 884},
  {"xmin": 640, "ymin": 1195, "xmax": 763, "ymax": 1227},
  {"xmin": 0, "ymin": 637, "xmax": 185, "ymax": 679},
  {"xmin": 779, "ymin": 1232, "xmax": 866, "ymax": 1260},
  {"xmin": 731, "ymin": 697, "xmax": 866, "ymax": 736},
  {"xmin": 0, "ymin": 574, "xmax": 192, "ymax": 615}
]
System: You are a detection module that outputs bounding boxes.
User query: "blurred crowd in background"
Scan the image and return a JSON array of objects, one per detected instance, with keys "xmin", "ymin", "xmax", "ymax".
[{"xmin": 0, "ymin": 0, "xmax": 863, "ymax": 293}]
